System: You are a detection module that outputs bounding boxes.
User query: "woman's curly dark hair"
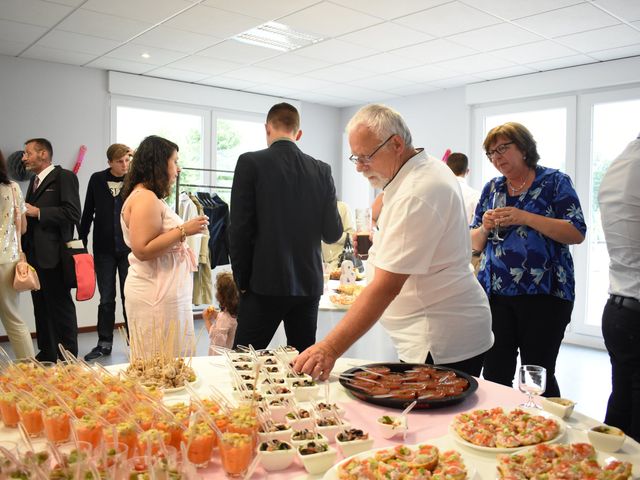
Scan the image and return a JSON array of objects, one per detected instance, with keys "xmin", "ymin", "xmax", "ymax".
[
  {"xmin": 215, "ymin": 271, "xmax": 239, "ymax": 317},
  {"xmin": 122, "ymin": 135, "xmax": 178, "ymax": 200}
]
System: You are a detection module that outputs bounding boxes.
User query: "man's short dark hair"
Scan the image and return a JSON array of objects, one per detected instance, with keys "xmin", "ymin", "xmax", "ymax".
[
  {"xmin": 446, "ymin": 152, "xmax": 468, "ymax": 176},
  {"xmin": 25, "ymin": 138, "xmax": 53, "ymax": 158},
  {"xmin": 266, "ymin": 103, "xmax": 300, "ymax": 133}
]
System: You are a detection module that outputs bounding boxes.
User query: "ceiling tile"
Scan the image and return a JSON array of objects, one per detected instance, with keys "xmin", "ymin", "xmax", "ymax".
[
  {"xmin": 85, "ymin": 56, "xmax": 154, "ymax": 74},
  {"xmin": 428, "ymin": 74, "xmax": 484, "ymax": 88},
  {"xmin": 199, "ymin": 40, "xmax": 280, "ymax": 63},
  {"xmin": 556, "ymin": 24, "xmax": 640, "ymax": 53},
  {"xmin": 275, "ymin": 75, "xmax": 334, "ymax": 91},
  {"xmin": 0, "ymin": 0, "xmax": 73, "ymax": 28},
  {"xmin": 21, "ymin": 44, "xmax": 95, "ymax": 64},
  {"xmin": 0, "ymin": 19, "xmax": 48, "ymax": 44},
  {"xmin": 278, "ymin": 3, "xmax": 381, "ymax": 37},
  {"xmin": 514, "ymin": 3, "xmax": 620, "ymax": 38},
  {"xmin": 222, "ymin": 66, "xmax": 290, "ymax": 82},
  {"xmin": 306, "ymin": 64, "xmax": 374, "ymax": 82},
  {"xmin": 36, "ymin": 30, "xmax": 120, "ymax": 55},
  {"xmin": 492, "ymin": 40, "xmax": 580, "ymax": 63},
  {"xmin": 42, "ymin": 0, "xmax": 85, "ymax": 6},
  {"xmin": 82, "ymin": 0, "xmax": 194, "ymax": 24},
  {"xmin": 473, "ymin": 64, "xmax": 537, "ymax": 80},
  {"xmin": 57, "ymin": 9, "xmax": 152, "ymax": 41},
  {"xmin": 295, "ymin": 92, "xmax": 353, "ymax": 107},
  {"xmin": 386, "ymin": 82, "xmax": 439, "ymax": 96},
  {"xmin": 347, "ymin": 75, "xmax": 420, "ymax": 91},
  {"xmin": 394, "ymin": 1, "xmax": 501, "ymax": 37},
  {"xmin": 164, "ymin": 5, "xmax": 261, "ymax": 37},
  {"xmin": 197, "ymin": 76, "xmax": 259, "ymax": 90},
  {"xmin": 330, "ymin": 0, "xmax": 449, "ymax": 20},
  {"xmin": 0, "ymin": 40, "xmax": 29, "ymax": 56},
  {"xmin": 107, "ymin": 43, "xmax": 186, "ymax": 65},
  {"xmin": 447, "ymin": 22, "xmax": 544, "ymax": 52},
  {"xmin": 588, "ymin": 42, "xmax": 640, "ymax": 60},
  {"xmin": 345, "ymin": 52, "xmax": 423, "ymax": 74},
  {"xmin": 592, "ymin": 0, "xmax": 640, "ymax": 22},
  {"xmin": 460, "ymin": 0, "xmax": 584, "ymax": 21},
  {"xmin": 393, "ymin": 38, "xmax": 477, "ymax": 63},
  {"xmin": 392, "ymin": 64, "xmax": 453, "ymax": 82},
  {"xmin": 312, "ymin": 84, "xmax": 386, "ymax": 102},
  {"xmin": 525, "ymin": 54, "xmax": 596, "ymax": 71},
  {"xmin": 145, "ymin": 67, "xmax": 210, "ymax": 82},
  {"xmin": 134, "ymin": 26, "xmax": 221, "ymax": 54},
  {"xmin": 202, "ymin": 0, "xmax": 319, "ymax": 21},
  {"xmin": 295, "ymin": 39, "xmax": 377, "ymax": 63},
  {"xmin": 338, "ymin": 22, "xmax": 433, "ymax": 51},
  {"xmin": 245, "ymin": 84, "xmax": 303, "ymax": 97},
  {"xmin": 436, "ymin": 53, "xmax": 516, "ymax": 75},
  {"xmin": 253, "ymin": 53, "xmax": 330, "ymax": 75},
  {"xmin": 168, "ymin": 55, "xmax": 243, "ymax": 75}
]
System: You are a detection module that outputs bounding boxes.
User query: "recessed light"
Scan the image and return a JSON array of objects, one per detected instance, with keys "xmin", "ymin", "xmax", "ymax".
[
  {"xmin": 141, "ymin": 53, "xmax": 151, "ymax": 59},
  {"xmin": 233, "ymin": 21, "xmax": 323, "ymax": 52}
]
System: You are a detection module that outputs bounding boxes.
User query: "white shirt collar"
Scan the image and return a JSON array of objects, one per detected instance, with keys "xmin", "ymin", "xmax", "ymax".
[{"xmin": 37, "ymin": 164, "xmax": 55, "ymax": 184}]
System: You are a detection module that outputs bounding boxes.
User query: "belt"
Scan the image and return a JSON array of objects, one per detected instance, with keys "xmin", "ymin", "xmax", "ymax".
[{"xmin": 609, "ymin": 294, "xmax": 640, "ymax": 313}]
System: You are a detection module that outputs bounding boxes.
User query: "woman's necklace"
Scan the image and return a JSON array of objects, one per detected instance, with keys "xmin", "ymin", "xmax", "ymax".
[{"xmin": 507, "ymin": 170, "xmax": 531, "ymax": 194}]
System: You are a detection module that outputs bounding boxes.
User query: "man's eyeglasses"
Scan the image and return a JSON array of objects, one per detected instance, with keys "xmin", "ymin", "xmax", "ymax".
[
  {"xmin": 349, "ymin": 134, "xmax": 395, "ymax": 165},
  {"xmin": 486, "ymin": 142, "xmax": 514, "ymax": 159}
]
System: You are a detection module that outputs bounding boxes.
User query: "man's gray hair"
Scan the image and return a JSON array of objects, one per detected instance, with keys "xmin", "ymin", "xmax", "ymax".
[{"xmin": 346, "ymin": 104, "xmax": 413, "ymax": 148}]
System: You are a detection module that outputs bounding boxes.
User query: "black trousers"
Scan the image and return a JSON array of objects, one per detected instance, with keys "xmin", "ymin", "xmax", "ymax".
[
  {"xmin": 482, "ymin": 294, "xmax": 572, "ymax": 397},
  {"xmin": 94, "ymin": 252, "xmax": 129, "ymax": 347},
  {"xmin": 30, "ymin": 261, "xmax": 78, "ymax": 361},
  {"xmin": 425, "ymin": 351, "xmax": 485, "ymax": 377},
  {"xmin": 233, "ymin": 291, "xmax": 320, "ymax": 352},
  {"xmin": 602, "ymin": 296, "xmax": 640, "ymax": 442}
]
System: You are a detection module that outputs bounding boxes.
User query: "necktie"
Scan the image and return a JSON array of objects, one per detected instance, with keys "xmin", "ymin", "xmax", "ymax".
[{"xmin": 33, "ymin": 176, "xmax": 40, "ymax": 191}]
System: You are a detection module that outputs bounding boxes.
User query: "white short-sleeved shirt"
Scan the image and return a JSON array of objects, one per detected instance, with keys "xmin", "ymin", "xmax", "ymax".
[
  {"xmin": 0, "ymin": 182, "xmax": 26, "ymax": 264},
  {"xmin": 369, "ymin": 150, "xmax": 493, "ymax": 364},
  {"xmin": 457, "ymin": 176, "xmax": 481, "ymax": 225}
]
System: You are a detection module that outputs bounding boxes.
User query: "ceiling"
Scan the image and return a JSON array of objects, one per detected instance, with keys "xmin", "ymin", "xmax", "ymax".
[{"xmin": 1, "ymin": 0, "xmax": 640, "ymax": 107}]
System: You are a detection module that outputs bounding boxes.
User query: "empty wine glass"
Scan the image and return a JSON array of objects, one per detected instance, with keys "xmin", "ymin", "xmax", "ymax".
[
  {"xmin": 490, "ymin": 191, "xmax": 507, "ymax": 243},
  {"xmin": 518, "ymin": 365, "xmax": 546, "ymax": 408}
]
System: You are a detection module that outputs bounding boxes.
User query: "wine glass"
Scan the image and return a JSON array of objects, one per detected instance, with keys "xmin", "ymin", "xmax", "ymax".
[
  {"xmin": 518, "ymin": 365, "xmax": 546, "ymax": 408},
  {"xmin": 490, "ymin": 191, "xmax": 507, "ymax": 243}
]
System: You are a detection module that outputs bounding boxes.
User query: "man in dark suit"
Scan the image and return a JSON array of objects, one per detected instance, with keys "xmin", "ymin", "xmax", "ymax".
[
  {"xmin": 22, "ymin": 138, "xmax": 81, "ymax": 361},
  {"xmin": 229, "ymin": 103, "xmax": 343, "ymax": 351}
]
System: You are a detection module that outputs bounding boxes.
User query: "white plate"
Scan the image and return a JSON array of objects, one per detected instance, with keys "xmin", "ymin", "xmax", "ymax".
[
  {"xmin": 160, "ymin": 376, "xmax": 199, "ymax": 394},
  {"xmin": 498, "ymin": 444, "xmax": 639, "ymax": 479},
  {"xmin": 449, "ymin": 407, "xmax": 566, "ymax": 454},
  {"xmin": 322, "ymin": 438, "xmax": 478, "ymax": 480}
]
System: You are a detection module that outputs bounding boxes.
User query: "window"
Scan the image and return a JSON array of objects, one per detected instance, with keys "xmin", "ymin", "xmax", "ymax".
[
  {"xmin": 113, "ymin": 99, "xmax": 206, "ymax": 207},
  {"xmin": 213, "ymin": 116, "xmax": 264, "ymax": 203}
]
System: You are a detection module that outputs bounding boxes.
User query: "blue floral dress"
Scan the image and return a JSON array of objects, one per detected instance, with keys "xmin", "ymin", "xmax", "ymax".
[{"xmin": 472, "ymin": 166, "xmax": 587, "ymax": 302}]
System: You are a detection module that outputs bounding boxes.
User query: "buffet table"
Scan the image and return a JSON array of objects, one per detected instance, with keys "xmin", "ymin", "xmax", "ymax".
[{"xmin": 148, "ymin": 356, "xmax": 640, "ymax": 479}]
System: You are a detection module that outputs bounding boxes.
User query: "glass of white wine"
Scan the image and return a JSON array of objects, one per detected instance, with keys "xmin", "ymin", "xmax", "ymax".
[
  {"xmin": 490, "ymin": 191, "xmax": 507, "ymax": 243},
  {"xmin": 518, "ymin": 365, "xmax": 546, "ymax": 408}
]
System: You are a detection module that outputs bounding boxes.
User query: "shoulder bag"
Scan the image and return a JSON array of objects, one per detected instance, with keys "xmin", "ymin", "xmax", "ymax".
[{"xmin": 10, "ymin": 184, "xmax": 40, "ymax": 292}]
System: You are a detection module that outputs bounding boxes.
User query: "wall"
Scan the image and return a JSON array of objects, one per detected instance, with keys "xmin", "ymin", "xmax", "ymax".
[{"xmin": 0, "ymin": 54, "xmax": 343, "ymax": 338}]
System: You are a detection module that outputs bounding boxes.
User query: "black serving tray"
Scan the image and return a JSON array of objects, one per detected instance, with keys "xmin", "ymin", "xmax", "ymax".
[{"xmin": 339, "ymin": 362, "xmax": 478, "ymax": 410}]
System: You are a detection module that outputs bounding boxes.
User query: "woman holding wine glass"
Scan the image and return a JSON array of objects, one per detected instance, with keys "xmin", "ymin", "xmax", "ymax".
[{"xmin": 470, "ymin": 122, "xmax": 586, "ymax": 397}]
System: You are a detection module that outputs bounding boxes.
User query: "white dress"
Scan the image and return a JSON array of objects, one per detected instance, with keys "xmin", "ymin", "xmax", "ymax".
[{"xmin": 121, "ymin": 192, "xmax": 197, "ymax": 359}]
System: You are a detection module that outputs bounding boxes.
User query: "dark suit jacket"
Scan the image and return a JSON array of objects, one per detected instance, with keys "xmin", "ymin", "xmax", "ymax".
[
  {"xmin": 229, "ymin": 140, "xmax": 342, "ymax": 297},
  {"xmin": 23, "ymin": 166, "xmax": 81, "ymax": 269}
]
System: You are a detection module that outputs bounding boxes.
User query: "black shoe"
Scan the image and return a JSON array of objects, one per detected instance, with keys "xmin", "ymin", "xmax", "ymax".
[{"xmin": 84, "ymin": 346, "xmax": 111, "ymax": 362}]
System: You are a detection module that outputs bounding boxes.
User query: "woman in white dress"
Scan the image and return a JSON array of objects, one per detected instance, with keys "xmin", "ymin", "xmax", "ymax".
[{"xmin": 120, "ymin": 136, "xmax": 208, "ymax": 360}]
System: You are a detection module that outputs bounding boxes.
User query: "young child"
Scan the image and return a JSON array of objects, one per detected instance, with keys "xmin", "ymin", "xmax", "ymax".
[{"xmin": 203, "ymin": 271, "xmax": 238, "ymax": 355}]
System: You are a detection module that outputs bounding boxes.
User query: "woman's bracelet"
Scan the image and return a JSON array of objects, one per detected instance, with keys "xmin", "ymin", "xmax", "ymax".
[{"xmin": 177, "ymin": 225, "xmax": 186, "ymax": 242}]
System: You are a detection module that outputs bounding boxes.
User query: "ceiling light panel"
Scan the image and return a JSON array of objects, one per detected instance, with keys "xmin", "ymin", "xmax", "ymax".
[{"xmin": 232, "ymin": 22, "xmax": 323, "ymax": 52}]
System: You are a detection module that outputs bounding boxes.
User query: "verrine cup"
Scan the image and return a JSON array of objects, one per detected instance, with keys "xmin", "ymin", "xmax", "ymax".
[
  {"xmin": 355, "ymin": 208, "xmax": 372, "ymax": 259},
  {"xmin": 518, "ymin": 365, "xmax": 546, "ymax": 408}
]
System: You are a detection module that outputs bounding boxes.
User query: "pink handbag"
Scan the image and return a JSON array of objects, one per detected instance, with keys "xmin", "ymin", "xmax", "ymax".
[{"xmin": 10, "ymin": 184, "xmax": 40, "ymax": 292}]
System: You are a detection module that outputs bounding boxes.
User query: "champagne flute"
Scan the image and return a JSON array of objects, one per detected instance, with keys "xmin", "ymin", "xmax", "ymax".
[
  {"xmin": 490, "ymin": 191, "xmax": 507, "ymax": 243},
  {"xmin": 518, "ymin": 365, "xmax": 546, "ymax": 408}
]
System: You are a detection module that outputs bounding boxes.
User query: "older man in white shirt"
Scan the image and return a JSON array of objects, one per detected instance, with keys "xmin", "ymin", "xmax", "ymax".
[
  {"xmin": 294, "ymin": 104, "xmax": 493, "ymax": 380},
  {"xmin": 599, "ymin": 132, "xmax": 640, "ymax": 442}
]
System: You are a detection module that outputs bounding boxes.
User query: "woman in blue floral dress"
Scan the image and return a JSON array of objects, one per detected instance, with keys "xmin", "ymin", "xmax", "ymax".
[{"xmin": 470, "ymin": 122, "xmax": 586, "ymax": 397}]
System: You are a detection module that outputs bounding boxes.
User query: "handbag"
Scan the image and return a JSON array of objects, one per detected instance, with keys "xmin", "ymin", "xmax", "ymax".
[
  {"xmin": 337, "ymin": 235, "xmax": 364, "ymax": 273},
  {"xmin": 60, "ymin": 225, "xmax": 96, "ymax": 301},
  {"xmin": 10, "ymin": 184, "xmax": 40, "ymax": 292}
]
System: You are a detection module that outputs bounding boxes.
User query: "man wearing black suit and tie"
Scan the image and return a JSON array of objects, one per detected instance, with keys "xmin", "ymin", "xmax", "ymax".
[
  {"xmin": 22, "ymin": 138, "xmax": 81, "ymax": 361},
  {"xmin": 230, "ymin": 103, "xmax": 343, "ymax": 351}
]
